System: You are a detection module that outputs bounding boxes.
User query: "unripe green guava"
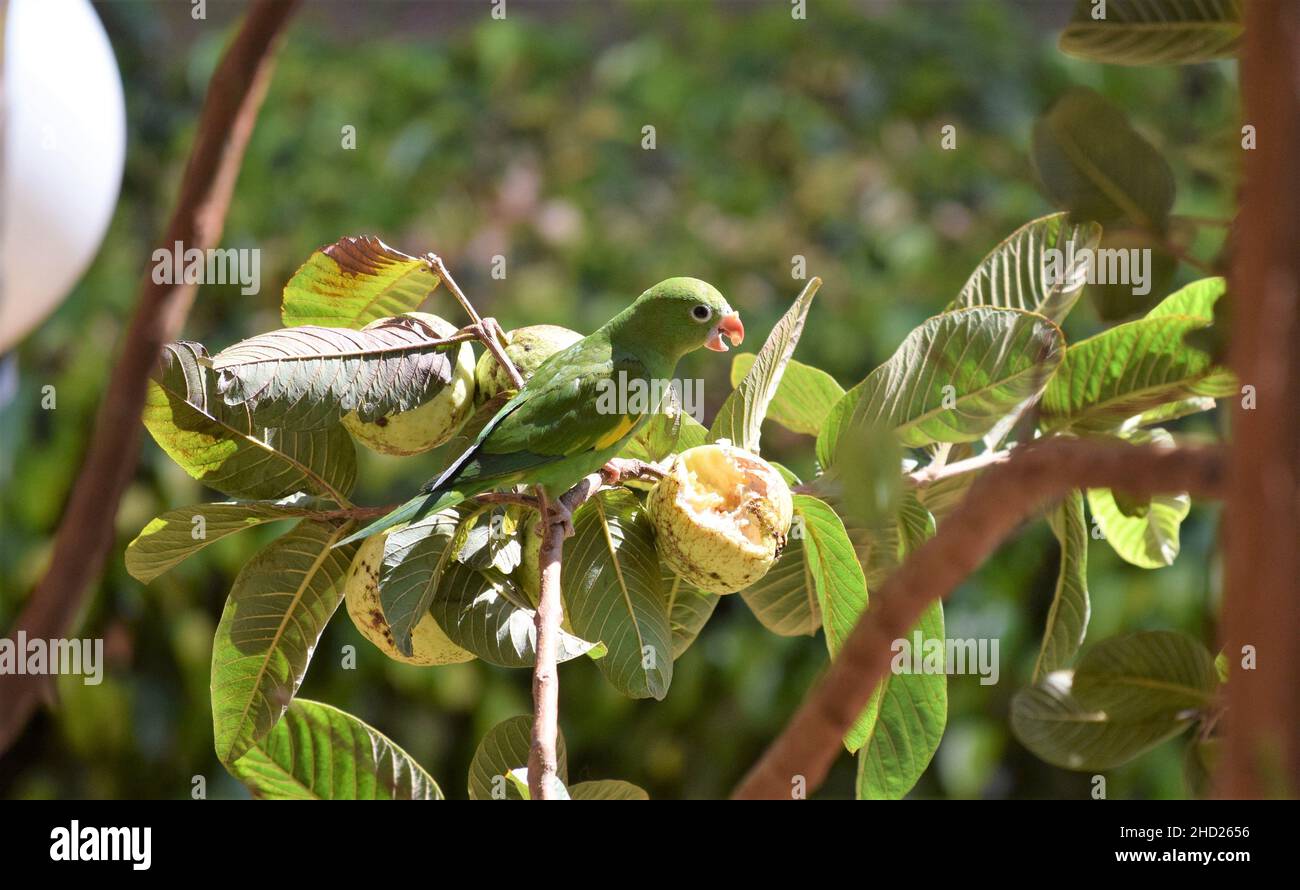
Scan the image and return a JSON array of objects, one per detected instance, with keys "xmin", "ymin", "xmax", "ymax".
[
  {"xmin": 342, "ymin": 312, "xmax": 476, "ymax": 456},
  {"xmin": 344, "ymin": 534, "xmax": 474, "ymax": 666},
  {"xmin": 647, "ymin": 442, "xmax": 794, "ymax": 594},
  {"xmin": 474, "ymin": 324, "xmax": 582, "ymax": 404},
  {"xmin": 517, "ymin": 521, "xmax": 542, "ymax": 607}
]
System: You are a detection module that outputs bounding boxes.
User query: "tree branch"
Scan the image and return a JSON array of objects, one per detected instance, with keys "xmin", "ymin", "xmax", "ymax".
[
  {"xmin": 1218, "ymin": 0, "xmax": 1300, "ymax": 798},
  {"xmin": 732, "ymin": 437, "xmax": 1225, "ymax": 800},
  {"xmin": 0, "ymin": 0, "xmax": 300, "ymax": 756}
]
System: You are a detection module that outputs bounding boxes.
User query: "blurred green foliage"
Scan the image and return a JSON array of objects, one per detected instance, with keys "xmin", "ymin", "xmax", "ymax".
[{"xmin": 0, "ymin": 0, "xmax": 1236, "ymax": 799}]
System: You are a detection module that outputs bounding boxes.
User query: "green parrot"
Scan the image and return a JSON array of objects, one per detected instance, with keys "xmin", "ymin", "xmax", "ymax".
[{"xmin": 336, "ymin": 277, "xmax": 743, "ymax": 546}]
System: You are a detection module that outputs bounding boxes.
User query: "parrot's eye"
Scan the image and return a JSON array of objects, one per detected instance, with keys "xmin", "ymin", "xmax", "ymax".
[{"xmin": 692, "ymin": 305, "xmax": 712, "ymax": 322}]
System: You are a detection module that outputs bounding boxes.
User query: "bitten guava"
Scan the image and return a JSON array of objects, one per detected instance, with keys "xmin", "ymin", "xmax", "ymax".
[
  {"xmin": 647, "ymin": 442, "xmax": 793, "ymax": 594},
  {"xmin": 474, "ymin": 324, "xmax": 582, "ymax": 404},
  {"xmin": 344, "ymin": 534, "xmax": 474, "ymax": 666},
  {"xmin": 342, "ymin": 312, "xmax": 476, "ymax": 455}
]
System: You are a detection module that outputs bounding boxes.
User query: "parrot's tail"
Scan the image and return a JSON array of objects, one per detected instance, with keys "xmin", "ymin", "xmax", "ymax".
[{"xmin": 333, "ymin": 485, "xmax": 468, "ymax": 548}]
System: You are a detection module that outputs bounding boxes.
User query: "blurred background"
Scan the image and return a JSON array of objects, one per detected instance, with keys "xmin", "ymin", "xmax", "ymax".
[{"xmin": 0, "ymin": 0, "xmax": 1238, "ymax": 799}]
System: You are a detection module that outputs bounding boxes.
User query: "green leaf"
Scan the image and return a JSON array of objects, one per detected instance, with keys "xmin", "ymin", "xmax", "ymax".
[
  {"xmin": 144, "ymin": 342, "xmax": 356, "ymax": 501},
  {"xmin": 570, "ymin": 780, "xmax": 650, "ymax": 800},
  {"xmin": 281, "ymin": 236, "xmax": 440, "ymax": 329},
  {"xmin": 818, "ymin": 308, "xmax": 1064, "ymax": 467},
  {"xmin": 212, "ymin": 318, "xmax": 459, "ymax": 429},
  {"xmin": 126, "ymin": 494, "xmax": 335, "ymax": 584},
  {"xmin": 1032, "ymin": 87, "xmax": 1175, "ymax": 232},
  {"xmin": 854, "ymin": 600, "xmax": 947, "ymax": 797},
  {"xmin": 619, "ymin": 381, "xmax": 687, "ymax": 463},
  {"xmin": 1040, "ymin": 312, "xmax": 1235, "ymax": 432},
  {"xmin": 662, "ymin": 566, "xmax": 718, "ymax": 659},
  {"xmin": 1088, "ymin": 484, "xmax": 1188, "ymax": 568},
  {"xmin": 379, "ymin": 508, "xmax": 467, "ymax": 656},
  {"xmin": 739, "ymin": 535, "xmax": 820, "ymax": 636},
  {"xmin": 1011, "ymin": 630, "xmax": 1217, "ymax": 771},
  {"xmin": 1059, "ymin": 0, "xmax": 1242, "ymax": 66},
  {"xmin": 210, "ymin": 521, "xmax": 356, "ymax": 764},
  {"xmin": 1034, "ymin": 491, "xmax": 1091, "ymax": 680},
  {"xmin": 457, "ymin": 504, "xmax": 523, "ymax": 574},
  {"xmin": 796, "ymin": 494, "xmax": 868, "ymax": 658},
  {"xmin": 228, "ymin": 699, "xmax": 442, "ymax": 799},
  {"xmin": 429, "ymin": 560, "xmax": 603, "ymax": 668},
  {"xmin": 710, "ymin": 277, "xmax": 821, "ymax": 452},
  {"xmin": 562, "ymin": 489, "xmax": 672, "ymax": 699},
  {"xmin": 1146, "ymin": 276, "xmax": 1225, "ymax": 320},
  {"xmin": 468, "ymin": 715, "xmax": 568, "ymax": 800},
  {"xmin": 949, "ymin": 212, "xmax": 1103, "ymax": 324},
  {"xmin": 728, "ymin": 352, "xmax": 844, "ymax": 437}
]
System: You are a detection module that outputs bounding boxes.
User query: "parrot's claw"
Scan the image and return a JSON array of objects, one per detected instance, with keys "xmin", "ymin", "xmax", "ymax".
[{"xmin": 536, "ymin": 488, "xmax": 576, "ymax": 539}]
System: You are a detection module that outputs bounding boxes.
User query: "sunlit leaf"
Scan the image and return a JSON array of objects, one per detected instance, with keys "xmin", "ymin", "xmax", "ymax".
[
  {"xmin": 1034, "ymin": 490, "xmax": 1090, "ymax": 680},
  {"xmin": 468, "ymin": 715, "xmax": 567, "ymax": 801},
  {"xmin": 819, "ymin": 308, "xmax": 1064, "ymax": 466},
  {"xmin": 710, "ymin": 277, "xmax": 820, "ymax": 452},
  {"xmin": 281, "ymin": 236, "xmax": 440, "ymax": 329},
  {"xmin": 228, "ymin": 699, "xmax": 441, "ymax": 800},
  {"xmin": 728, "ymin": 351, "xmax": 844, "ymax": 437},
  {"xmin": 144, "ymin": 341, "xmax": 356, "ymax": 501}
]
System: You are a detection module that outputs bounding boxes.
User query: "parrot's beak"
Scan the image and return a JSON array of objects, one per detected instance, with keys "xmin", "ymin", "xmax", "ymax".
[{"xmin": 706, "ymin": 312, "xmax": 745, "ymax": 352}]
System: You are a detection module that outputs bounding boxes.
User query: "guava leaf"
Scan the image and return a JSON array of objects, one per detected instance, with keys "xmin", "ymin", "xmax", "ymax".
[
  {"xmin": 662, "ymin": 565, "xmax": 718, "ymax": 659},
  {"xmin": 1145, "ymin": 276, "xmax": 1225, "ymax": 320},
  {"xmin": 468, "ymin": 715, "xmax": 568, "ymax": 800},
  {"xmin": 854, "ymin": 600, "xmax": 947, "ymax": 798},
  {"xmin": 212, "ymin": 319, "xmax": 458, "ymax": 429},
  {"xmin": 281, "ymin": 236, "xmax": 440, "ymax": 329},
  {"xmin": 1011, "ymin": 631, "xmax": 1217, "ymax": 771},
  {"xmin": 710, "ymin": 277, "xmax": 821, "ymax": 453},
  {"xmin": 796, "ymin": 494, "xmax": 868, "ymax": 658},
  {"xmin": 949, "ymin": 212, "xmax": 1103, "ymax": 324},
  {"xmin": 126, "ymin": 493, "xmax": 336, "ymax": 584},
  {"xmin": 1031, "ymin": 87, "xmax": 1175, "ymax": 231},
  {"xmin": 144, "ymin": 341, "xmax": 356, "ymax": 501},
  {"xmin": 728, "ymin": 351, "xmax": 845, "ymax": 437},
  {"xmin": 739, "ymin": 535, "xmax": 820, "ymax": 636},
  {"xmin": 379, "ymin": 508, "xmax": 467, "ymax": 657},
  {"xmin": 211, "ymin": 521, "xmax": 357, "ymax": 764},
  {"xmin": 228, "ymin": 699, "xmax": 442, "ymax": 800},
  {"xmin": 428, "ymin": 560, "xmax": 604, "ymax": 668},
  {"xmin": 1088, "ymin": 484, "xmax": 1189, "ymax": 568},
  {"xmin": 818, "ymin": 308, "xmax": 1064, "ymax": 467},
  {"xmin": 562, "ymin": 489, "xmax": 672, "ymax": 699},
  {"xmin": 569, "ymin": 779, "xmax": 650, "ymax": 800},
  {"xmin": 1033, "ymin": 490, "xmax": 1090, "ymax": 680},
  {"xmin": 1040, "ymin": 316, "xmax": 1235, "ymax": 432},
  {"xmin": 1059, "ymin": 0, "xmax": 1242, "ymax": 67}
]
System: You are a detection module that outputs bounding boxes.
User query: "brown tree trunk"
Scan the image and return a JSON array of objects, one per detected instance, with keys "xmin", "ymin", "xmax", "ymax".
[{"xmin": 1217, "ymin": 0, "xmax": 1300, "ymax": 799}]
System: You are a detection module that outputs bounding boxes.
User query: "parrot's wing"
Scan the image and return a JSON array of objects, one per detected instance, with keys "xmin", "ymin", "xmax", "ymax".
[{"xmin": 449, "ymin": 349, "xmax": 649, "ymax": 486}]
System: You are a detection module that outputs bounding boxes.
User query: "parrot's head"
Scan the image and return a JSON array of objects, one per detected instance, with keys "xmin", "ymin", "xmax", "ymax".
[{"xmin": 627, "ymin": 277, "xmax": 744, "ymax": 359}]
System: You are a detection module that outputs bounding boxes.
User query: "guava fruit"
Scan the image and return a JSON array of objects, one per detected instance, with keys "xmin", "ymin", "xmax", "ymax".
[
  {"xmin": 474, "ymin": 323, "xmax": 582, "ymax": 404},
  {"xmin": 342, "ymin": 312, "xmax": 476, "ymax": 455},
  {"xmin": 647, "ymin": 442, "xmax": 794, "ymax": 594},
  {"xmin": 344, "ymin": 534, "xmax": 474, "ymax": 666}
]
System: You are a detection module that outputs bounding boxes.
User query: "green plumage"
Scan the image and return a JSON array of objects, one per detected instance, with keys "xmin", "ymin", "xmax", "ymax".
[{"xmin": 336, "ymin": 278, "xmax": 737, "ymax": 546}]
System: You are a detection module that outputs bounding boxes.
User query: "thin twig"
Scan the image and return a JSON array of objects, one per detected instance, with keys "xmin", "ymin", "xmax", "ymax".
[
  {"xmin": 428, "ymin": 253, "xmax": 524, "ymax": 390},
  {"xmin": 732, "ymin": 438, "xmax": 1225, "ymax": 800},
  {"xmin": 0, "ymin": 0, "xmax": 300, "ymax": 756}
]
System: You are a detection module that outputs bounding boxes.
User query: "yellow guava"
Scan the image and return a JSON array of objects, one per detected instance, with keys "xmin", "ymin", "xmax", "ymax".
[
  {"xmin": 647, "ymin": 442, "xmax": 794, "ymax": 594},
  {"xmin": 344, "ymin": 534, "xmax": 474, "ymax": 666},
  {"xmin": 474, "ymin": 324, "xmax": 582, "ymax": 404},
  {"xmin": 342, "ymin": 312, "xmax": 476, "ymax": 455}
]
